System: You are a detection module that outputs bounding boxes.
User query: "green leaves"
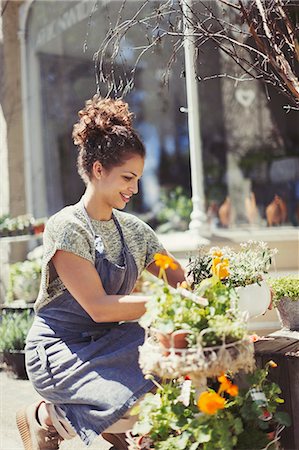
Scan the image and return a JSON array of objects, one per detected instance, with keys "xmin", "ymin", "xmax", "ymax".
[
  {"xmin": 268, "ymin": 276, "xmax": 299, "ymax": 306},
  {"xmin": 0, "ymin": 310, "xmax": 34, "ymax": 351}
]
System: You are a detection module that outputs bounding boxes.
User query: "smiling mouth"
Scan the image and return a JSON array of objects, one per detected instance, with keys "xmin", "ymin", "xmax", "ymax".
[{"xmin": 120, "ymin": 193, "xmax": 131, "ymax": 203}]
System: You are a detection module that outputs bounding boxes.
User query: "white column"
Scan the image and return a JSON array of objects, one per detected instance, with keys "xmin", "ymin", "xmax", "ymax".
[
  {"xmin": 181, "ymin": 0, "xmax": 207, "ymax": 233},
  {"xmin": 18, "ymin": 1, "xmax": 34, "ymax": 217}
]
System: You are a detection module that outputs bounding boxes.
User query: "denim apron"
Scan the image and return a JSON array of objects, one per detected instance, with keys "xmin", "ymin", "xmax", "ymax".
[{"xmin": 25, "ymin": 201, "xmax": 153, "ymax": 446}]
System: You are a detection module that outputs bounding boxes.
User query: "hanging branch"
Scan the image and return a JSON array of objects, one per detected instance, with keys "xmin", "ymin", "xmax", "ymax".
[{"xmin": 96, "ymin": 0, "xmax": 299, "ymax": 109}]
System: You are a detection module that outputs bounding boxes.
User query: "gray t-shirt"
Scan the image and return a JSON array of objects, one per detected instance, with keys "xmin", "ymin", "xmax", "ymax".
[{"xmin": 34, "ymin": 201, "xmax": 165, "ymax": 312}]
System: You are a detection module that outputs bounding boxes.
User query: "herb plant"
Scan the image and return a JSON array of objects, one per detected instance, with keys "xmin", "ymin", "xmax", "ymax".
[{"xmin": 268, "ymin": 276, "xmax": 299, "ymax": 307}]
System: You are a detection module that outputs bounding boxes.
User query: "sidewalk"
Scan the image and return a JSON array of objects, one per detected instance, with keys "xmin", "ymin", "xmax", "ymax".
[{"xmin": 0, "ymin": 370, "xmax": 111, "ymax": 450}]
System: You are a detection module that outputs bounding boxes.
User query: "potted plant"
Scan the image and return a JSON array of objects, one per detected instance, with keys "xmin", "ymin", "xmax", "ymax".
[
  {"xmin": 0, "ymin": 310, "xmax": 34, "ymax": 379},
  {"xmin": 138, "ymin": 254, "xmax": 254, "ymax": 384},
  {"xmin": 188, "ymin": 241, "xmax": 277, "ymax": 318},
  {"xmin": 7, "ymin": 258, "xmax": 42, "ymax": 303},
  {"xmin": 32, "ymin": 217, "xmax": 47, "ymax": 235},
  {"xmin": 268, "ymin": 276, "xmax": 299, "ymax": 330},
  {"xmin": 128, "ymin": 362, "xmax": 290, "ymax": 450}
]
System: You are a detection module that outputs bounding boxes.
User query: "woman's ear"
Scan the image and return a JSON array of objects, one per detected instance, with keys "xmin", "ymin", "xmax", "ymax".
[{"xmin": 92, "ymin": 161, "xmax": 103, "ymax": 180}]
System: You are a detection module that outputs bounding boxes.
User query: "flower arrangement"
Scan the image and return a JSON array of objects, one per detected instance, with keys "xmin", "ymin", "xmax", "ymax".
[
  {"xmin": 188, "ymin": 241, "xmax": 277, "ymax": 288},
  {"xmin": 138, "ymin": 253, "xmax": 254, "ymax": 384},
  {"xmin": 140, "ymin": 254, "xmax": 246, "ymax": 348},
  {"xmin": 128, "ymin": 363, "xmax": 290, "ymax": 450},
  {"xmin": 135, "ymin": 247, "xmax": 288, "ymax": 450}
]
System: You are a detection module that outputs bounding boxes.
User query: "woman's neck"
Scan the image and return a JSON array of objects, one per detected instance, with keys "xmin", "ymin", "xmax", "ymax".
[{"xmin": 82, "ymin": 185, "xmax": 112, "ymax": 221}]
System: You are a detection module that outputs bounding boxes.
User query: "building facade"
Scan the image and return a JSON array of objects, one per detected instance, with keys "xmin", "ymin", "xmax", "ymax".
[{"xmin": 1, "ymin": 0, "xmax": 298, "ymax": 328}]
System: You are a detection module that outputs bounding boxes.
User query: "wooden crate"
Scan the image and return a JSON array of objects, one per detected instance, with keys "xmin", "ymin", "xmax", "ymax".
[{"xmin": 254, "ymin": 334, "xmax": 299, "ymax": 450}]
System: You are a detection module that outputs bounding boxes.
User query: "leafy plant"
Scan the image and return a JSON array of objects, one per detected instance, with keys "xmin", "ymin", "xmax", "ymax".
[
  {"xmin": 268, "ymin": 276, "xmax": 299, "ymax": 307},
  {"xmin": 139, "ymin": 254, "xmax": 247, "ymax": 348},
  {"xmin": 0, "ymin": 310, "xmax": 34, "ymax": 351},
  {"xmin": 156, "ymin": 186, "xmax": 192, "ymax": 233},
  {"xmin": 131, "ymin": 363, "xmax": 290, "ymax": 450},
  {"xmin": 7, "ymin": 259, "xmax": 42, "ymax": 302}
]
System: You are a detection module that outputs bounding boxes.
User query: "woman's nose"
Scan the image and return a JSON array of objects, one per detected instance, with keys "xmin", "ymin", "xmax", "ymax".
[{"xmin": 130, "ymin": 180, "xmax": 138, "ymax": 195}]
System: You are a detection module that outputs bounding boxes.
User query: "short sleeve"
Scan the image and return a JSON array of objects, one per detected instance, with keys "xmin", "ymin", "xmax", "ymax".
[
  {"xmin": 144, "ymin": 222, "xmax": 166, "ymax": 268},
  {"xmin": 53, "ymin": 221, "xmax": 94, "ymax": 263}
]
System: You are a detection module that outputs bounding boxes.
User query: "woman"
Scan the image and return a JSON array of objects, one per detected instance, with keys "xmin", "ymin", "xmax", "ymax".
[{"xmin": 17, "ymin": 96, "xmax": 185, "ymax": 450}]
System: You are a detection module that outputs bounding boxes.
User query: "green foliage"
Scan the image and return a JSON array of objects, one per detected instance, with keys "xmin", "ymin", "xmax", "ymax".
[
  {"xmin": 156, "ymin": 186, "xmax": 192, "ymax": 232},
  {"xmin": 132, "ymin": 364, "xmax": 290, "ymax": 450},
  {"xmin": 7, "ymin": 259, "xmax": 42, "ymax": 302},
  {"xmin": 140, "ymin": 278, "xmax": 246, "ymax": 348},
  {"xmin": 187, "ymin": 248, "xmax": 212, "ymax": 286},
  {"xmin": 268, "ymin": 276, "xmax": 299, "ymax": 306},
  {"xmin": 139, "ymin": 282, "xmax": 208, "ymax": 335},
  {"xmin": 0, "ymin": 310, "xmax": 34, "ymax": 351}
]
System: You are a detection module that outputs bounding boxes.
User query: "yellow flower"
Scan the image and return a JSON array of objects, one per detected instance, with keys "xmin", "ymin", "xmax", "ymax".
[
  {"xmin": 154, "ymin": 253, "xmax": 178, "ymax": 271},
  {"xmin": 268, "ymin": 360, "xmax": 278, "ymax": 368},
  {"xmin": 211, "ymin": 257, "xmax": 229, "ymax": 280},
  {"xmin": 212, "ymin": 249, "xmax": 223, "ymax": 257},
  {"xmin": 197, "ymin": 391, "xmax": 226, "ymax": 415}
]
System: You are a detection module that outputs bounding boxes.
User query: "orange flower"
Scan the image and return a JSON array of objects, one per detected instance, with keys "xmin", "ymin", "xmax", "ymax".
[
  {"xmin": 217, "ymin": 374, "xmax": 239, "ymax": 397},
  {"xmin": 212, "ymin": 249, "xmax": 223, "ymax": 257},
  {"xmin": 154, "ymin": 253, "xmax": 178, "ymax": 270},
  {"xmin": 211, "ymin": 257, "xmax": 229, "ymax": 280},
  {"xmin": 198, "ymin": 391, "xmax": 226, "ymax": 415},
  {"xmin": 268, "ymin": 360, "xmax": 278, "ymax": 368},
  {"xmin": 226, "ymin": 384, "xmax": 239, "ymax": 397}
]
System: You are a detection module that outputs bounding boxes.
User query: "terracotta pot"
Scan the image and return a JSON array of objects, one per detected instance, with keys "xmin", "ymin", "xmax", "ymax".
[
  {"xmin": 152, "ymin": 329, "xmax": 191, "ymax": 355},
  {"xmin": 33, "ymin": 223, "xmax": 45, "ymax": 235},
  {"xmin": 235, "ymin": 281, "xmax": 271, "ymax": 318},
  {"xmin": 276, "ymin": 297, "xmax": 299, "ymax": 330}
]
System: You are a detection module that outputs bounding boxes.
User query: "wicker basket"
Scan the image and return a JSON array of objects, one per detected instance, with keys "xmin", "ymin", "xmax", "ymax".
[{"xmin": 139, "ymin": 333, "xmax": 255, "ymax": 386}]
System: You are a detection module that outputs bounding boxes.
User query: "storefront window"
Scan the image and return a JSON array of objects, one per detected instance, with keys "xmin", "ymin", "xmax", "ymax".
[{"xmin": 25, "ymin": 0, "xmax": 298, "ymax": 230}]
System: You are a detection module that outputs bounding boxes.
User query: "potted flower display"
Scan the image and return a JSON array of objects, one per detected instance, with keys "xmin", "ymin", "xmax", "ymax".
[
  {"xmin": 7, "ymin": 258, "xmax": 42, "ymax": 303},
  {"xmin": 268, "ymin": 276, "xmax": 299, "ymax": 330},
  {"xmin": 127, "ymin": 362, "xmax": 290, "ymax": 450},
  {"xmin": 0, "ymin": 310, "xmax": 34, "ymax": 379},
  {"xmin": 138, "ymin": 254, "xmax": 254, "ymax": 385},
  {"xmin": 188, "ymin": 241, "xmax": 277, "ymax": 318}
]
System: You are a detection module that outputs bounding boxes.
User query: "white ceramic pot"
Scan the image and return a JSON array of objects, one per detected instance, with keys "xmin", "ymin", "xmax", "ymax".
[{"xmin": 235, "ymin": 281, "xmax": 271, "ymax": 318}]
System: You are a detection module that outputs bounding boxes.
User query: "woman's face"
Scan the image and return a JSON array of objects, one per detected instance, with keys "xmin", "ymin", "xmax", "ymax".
[{"xmin": 96, "ymin": 154, "xmax": 144, "ymax": 211}]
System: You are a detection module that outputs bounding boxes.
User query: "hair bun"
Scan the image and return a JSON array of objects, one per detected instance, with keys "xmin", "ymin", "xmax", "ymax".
[{"xmin": 73, "ymin": 96, "xmax": 133, "ymax": 147}]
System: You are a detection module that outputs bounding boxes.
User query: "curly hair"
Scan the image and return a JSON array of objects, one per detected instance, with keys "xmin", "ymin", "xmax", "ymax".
[{"xmin": 72, "ymin": 96, "xmax": 145, "ymax": 184}]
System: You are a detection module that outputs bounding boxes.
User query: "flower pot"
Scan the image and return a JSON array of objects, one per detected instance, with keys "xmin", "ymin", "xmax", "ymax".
[
  {"xmin": 3, "ymin": 350, "xmax": 28, "ymax": 379},
  {"xmin": 152, "ymin": 328, "xmax": 191, "ymax": 355},
  {"xmin": 235, "ymin": 281, "xmax": 271, "ymax": 318},
  {"xmin": 33, "ymin": 223, "xmax": 45, "ymax": 235},
  {"xmin": 276, "ymin": 297, "xmax": 299, "ymax": 330}
]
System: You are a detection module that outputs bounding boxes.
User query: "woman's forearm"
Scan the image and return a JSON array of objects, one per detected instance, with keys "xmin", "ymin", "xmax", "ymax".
[{"xmin": 87, "ymin": 294, "xmax": 149, "ymax": 323}]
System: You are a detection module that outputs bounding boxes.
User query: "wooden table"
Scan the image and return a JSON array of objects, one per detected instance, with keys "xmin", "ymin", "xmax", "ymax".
[{"xmin": 254, "ymin": 330, "xmax": 299, "ymax": 450}]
